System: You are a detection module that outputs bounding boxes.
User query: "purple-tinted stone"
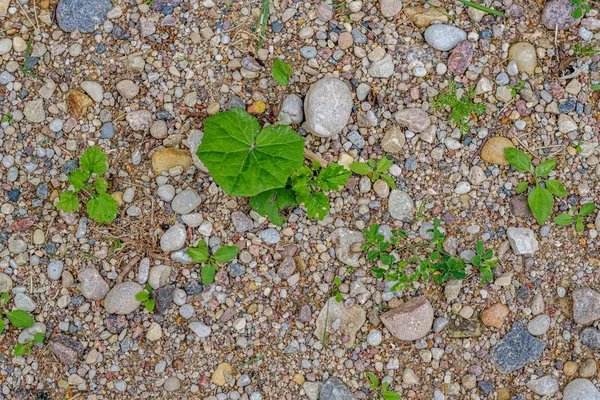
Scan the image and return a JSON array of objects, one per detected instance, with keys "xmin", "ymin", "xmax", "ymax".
[
  {"xmin": 541, "ymin": 0, "xmax": 578, "ymax": 30},
  {"xmin": 447, "ymin": 41, "xmax": 473, "ymax": 76}
]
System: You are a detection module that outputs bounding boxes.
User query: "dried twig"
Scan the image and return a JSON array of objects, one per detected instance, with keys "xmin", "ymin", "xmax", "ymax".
[
  {"xmin": 116, "ymin": 256, "xmax": 141, "ymax": 283},
  {"xmin": 304, "ymin": 148, "xmax": 328, "ymax": 167},
  {"xmin": 15, "ymin": 0, "xmax": 37, "ymax": 30}
]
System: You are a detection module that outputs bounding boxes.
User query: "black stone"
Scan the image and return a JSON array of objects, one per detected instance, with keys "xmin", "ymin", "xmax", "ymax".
[{"xmin": 154, "ymin": 285, "xmax": 174, "ymax": 315}]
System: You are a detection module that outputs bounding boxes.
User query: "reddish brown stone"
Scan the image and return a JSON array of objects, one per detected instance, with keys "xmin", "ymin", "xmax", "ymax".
[{"xmin": 447, "ymin": 40, "xmax": 474, "ymax": 76}]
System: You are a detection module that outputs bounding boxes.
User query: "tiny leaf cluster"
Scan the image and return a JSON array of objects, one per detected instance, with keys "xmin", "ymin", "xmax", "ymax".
[
  {"xmin": 431, "ymin": 81, "xmax": 487, "ymax": 133},
  {"xmin": 570, "ymin": 0, "xmax": 590, "ymax": 19},
  {"xmin": 505, "ymin": 147, "xmax": 567, "ymax": 225},
  {"xmin": 554, "ymin": 203, "xmax": 596, "ymax": 232},
  {"xmin": 366, "ymin": 372, "xmax": 402, "ymax": 400},
  {"xmin": 363, "ymin": 220, "xmax": 497, "ymax": 291},
  {"xmin": 187, "ymin": 241, "xmax": 240, "ymax": 286},
  {"xmin": 0, "ymin": 292, "xmax": 43, "ymax": 356},
  {"xmin": 56, "ymin": 146, "xmax": 118, "ymax": 223},
  {"xmin": 136, "ymin": 284, "xmax": 156, "ymax": 312},
  {"xmin": 350, "ymin": 157, "xmax": 396, "ymax": 189}
]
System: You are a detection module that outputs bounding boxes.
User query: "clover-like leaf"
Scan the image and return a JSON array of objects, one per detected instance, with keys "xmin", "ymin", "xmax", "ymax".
[
  {"xmin": 197, "ymin": 108, "xmax": 305, "ymax": 197},
  {"xmin": 87, "ymin": 193, "xmax": 118, "ymax": 223},
  {"xmin": 528, "ymin": 186, "xmax": 553, "ymax": 225},
  {"xmin": 56, "ymin": 190, "xmax": 79, "ymax": 213},
  {"xmin": 272, "ymin": 58, "xmax": 293, "ymax": 86},
  {"xmin": 80, "ymin": 146, "xmax": 108, "ymax": 175},
  {"xmin": 504, "ymin": 148, "xmax": 531, "ymax": 171},
  {"xmin": 145, "ymin": 298, "xmax": 155, "ymax": 312}
]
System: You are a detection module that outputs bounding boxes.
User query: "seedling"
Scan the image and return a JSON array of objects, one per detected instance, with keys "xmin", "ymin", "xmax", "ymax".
[
  {"xmin": 333, "ymin": 277, "xmax": 342, "ymax": 302},
  {"xmin": 554, "ymin": 203, "xmax": 596, "ymax": 232},
  {"xmin": 20, "ymin": 37, "xmax": 40, "ymax": 78},
  {"xmin": 250, "ymin": 161, "xmax": 350, "ymax": 223},
  {"xmin": 187, "ymin": 241, "xmax": 239, "ymax": 286},
  {"xmin": 570, "ymin": 0, "xmax": 590, "ymax": 18},
  {"xmin": 56, "ymin": 146, "xmax": 118, "ymax": 223},
  {"xmin": 136, "ymin": 284, "xmax": 156, "ymax": 312},
  {"xmin": 256, "ymin": 0, "xmax": 270, "ymax": 51},
  {"xmin": 272, "ymin": 59, "xmax": 292, "ymax": 86},
  {"xmin": 0, "ymin": 292, "xmax": 39, "ymax": 355},
  {"xmin": 510, "ymin": 81, "xmax": 526, "ymax": 97},
  {"xmin": 365, "ymin": 372, "xmax": 402, "ymax": 400},
  {"xmin": 431, "ymin": 81, "xmax": 487, "ymax": 133},
  {"xmin": 592, "ymin": 83, "xmax": 600, "ymax": 91},
  {"xmin": 350, "ymin": 157, "xmax": 396, "ymax": 189},
  {"xmin": 363, "ymin": 220, "xmax": 497, "ymax": 291},
  {"xmin": 505, "ymin": 148, "xmax": 567, "ymax": 225},
  {"xmin": 573, "ymin": 43, "xmax": 600, "ymax": 58},
  {"xmin": 14, "ymin": 333, "xmax": 45, "ymax": 356},
  {"xmin": 456, "ymin": 0, "xmax": 507, "ymax": 17},
  {"xmin": 1, "ymin": 112, "xmax": 13, "ymax": 124}
]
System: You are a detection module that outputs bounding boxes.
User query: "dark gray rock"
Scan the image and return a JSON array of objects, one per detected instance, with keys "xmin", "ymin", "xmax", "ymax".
[
  {"xmin": 319, "ymin": 377, "xmax": 356, "ymax": 400},
  {"xmin": 581, "ymin": 327, "xmax": 600, "ymax": 350},
  {"xmin": 490, "ymin": 323, "xmax": 544, "ymax": 373},
  {"xmin": 56, "ymin": 0, "xmax": 112, "ymax": 33},
  {"xmin": 154, "ymin": 284, "xmax": 175, "ymax": 315}
]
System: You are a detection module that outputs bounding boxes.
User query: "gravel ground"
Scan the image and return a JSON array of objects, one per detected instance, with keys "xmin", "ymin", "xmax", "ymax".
[{"xmin": 1, "ymin": 0, "xmax": 600, "ymax": 399}]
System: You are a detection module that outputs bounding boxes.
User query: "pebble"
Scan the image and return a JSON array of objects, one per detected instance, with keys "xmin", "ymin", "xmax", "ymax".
[
  {"xmin": 424, "ymin": 24, "xmax": 467, "ymax": 51},
  {"xmin": 258, "ymin": 229, "xmax": 280, "ymax": 244},
  {"xmin": 381, "ymin": 297, "xmax": 433, "ymax": 341},
  {"xmin": 278, "ymin": 94, "xmax": 304, "ymax": 125},
  {"xmin": 160, "ymin": 224, "xmax": 187, "ymax": 252},
  {"xmin": 304, "ymin": 77, "xmax": 353, "ymax": 138},
  {"xmin": 508, "ymin": 42, "xmax": 537, "ymax": 75},
  {"xmin": 171, "ymin": 189, "xmax": 202, "ymax": 215},
  {"xmin": 56, "ymin": 0, "xmax": 112, "ymax": 33},
  {"xmin": 394, "ymin": 108, "xmax": 431, "ymax": 133},
  {"xmin": 78, "ymin": 268, "xmax": 110, "ymax": 300},
  {"xmin": 47, "ymin": 260, "xmax": 64, "ymax": 281},
  {"xmin": 388, "ymin": 190, "xmax": 414, "ymax": 220},
  {"xmin": 573, "ymin": 288, "xmax": 600, "ymax": 325},
  {"xmin": 563, "ymin": 379, "xmax": 600, "ymax": 400},
  {"xmin": 189, "ymin": 322, "xmax": 211, "ymax": 339},
  {"xmin": 542, "ymin": 0, "xmax": 578, "ymax": 30},
  {"xmin": 526, "ymin": 376, "xmax": 559, "ymax": 396},
  {"xmin": 527, "ymin": 314, "xmax": 550, "ymax": 336},
  {"xmin": 380, "ymin": 0, "xmax": 403, "ymax": 18},
  {"xmin": 490, "ymin": 323, "xmax": 544, "ymax": 374},
  {"xmin": 507, "ymin": 227, "xmax": 539, "ymax": 256},
  {"xmin": 103, "ymin": 282, "xmax": 143, "ymax": 314}
]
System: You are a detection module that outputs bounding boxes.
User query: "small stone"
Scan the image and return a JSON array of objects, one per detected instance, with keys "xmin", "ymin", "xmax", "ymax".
[
  {"xmin": 47, "ymin": 260, "xmax": 64, "ymax": 280},
  {"xmin": 424, "ymin": 24, "xmax": 467, "ymax": 51},
  {"xmin": 164, "ymin": 376, "xmax": 181, "ymax": 392},
  {"xmin": 24, "ymin": 99, "xmax": 45, "ymax": 123},
  {"xmin": 152, "ymin": 149, "xmax": 193, "ymax": 174},
  {"xmin": 154, "ymin": 285, "xmax": 174, "ymax": 315},
  {"xmin": 579, "ymin": 358, "xmax": 598, "ymax": 378},
  {"xmin": 320, "ymin": 377, "xmax": 356, "ymax": 400},
  {"xmin": 116, "ymin": 80, "xmax": 139, "ymax": 99},
  {"xmin": 56, "ymin": 0, "xmax": 112, "ymax": 33},
  {"xmin": 394, "ymin": 108, "xmax": 431, "ymax": 133},
  {"xmin": 573, "ymin": 288, "xmax": 600, "ymax": 325},
  {"xmin": 314, "ymin": 297, "xmax": 366, "ymax": 348},
  {"xmin": 508, "ymin": 42, "xmax": 537, "ymax": 75},
  {"xmin": 331, "ymin": 228, "xmax": 364, "ymax": 268},
  {"xmin": 148, "ymin": 265, "xmax": 171, "ymax": 289},
  {"xmin": 381, "ymin": 297, "xmax": 434, "ymax": 341},
  {"xmin": 507, "ymin": 227, "xmax": 539, "ymax": 256},
  {"xmin": 258, "ymin": 228, "xmax": 280, "ymax": 244},
  {"xmin": 558, "ymin": 114, "xmax": 578, "ymax": 133},
  {"xmin": 50, "ymin": 334, "xmax": 84, "ymax": 365},
  {"xmin": 212, "ymin": 362, "xmax": 233, "ymax": 387},
  {"xmin": 14, "ymin": 293, "xmax": 36, "ymax": 312},
  {"xmin": 304, "ymin": 78, "xmax": 353, "ymax": 138},
  {"xmin": 447, "ymin": 41, "xmax": 473, "ymax": 75},
  {"xmin": 542, "ymin": 0, "xmax": 578, "ymax": 30},
  {"xmin": 490, "ymin": 323, "xmax": 544, "ymax": 374},
  {"xmin": 231, "ymin": 211, "xmax": 254, "ymax": 233},
  {"xmin": 78, "ymin": 268, "xmax": 109, "ymax": 300},
  {"xmin": 563, "ymin": 379, "xmax": 600, "ymax": 400},
  {"xmin": 444, "ymin": 279, "xmax": 462, "ymax": 302},
  {"xmin": 564, "ymin": 361, "xmax": 579, "ymax": 376},
  {"xmin": 126, "ymin": 110, "xmax": 153, "ymax": 131},
  {"xmin": 0, "ymin": 273, "xmax": 13, "ymax": 293},
  {"xmin": 171, "ymin": 189, "xmax": 201, "ymax": 215},
  {"xmin": 381, "ymin": 127, "xmax": 406, "ymax": 153},
  {"xmin": 380, "ymin": 0, "xmax": 403, "ymax": 18},
  {"xmin": 527, "ymin": 314, "xmax": 550, "ymax": 336},
  {"xmin": 146, "ymin": 322, "xmax": 163, "ymax": 341},
  {"xmin": 526, "ymin": 376, "xmax": 559, "ymax": 396},
  {"xmin": 278, "ymin": 94, "xmax": 304, "ymax": 125},
  {"xmin": 80, "ymin": 81, "xmax": 103, "ymax": 103},
  {"xmin": 481, "ymin": 303, "xmax": 509, "ymax": 328},
  {"xmin": 369, "ymin": 53, "xmax": 394, "ymax": 78},
  {"xmin": 404, "ymin": 5, "xmax": 448, "ymax": 27},
  {"xmin": 403, "ymin": 368, "xmax": 419, "ymax": 384},
  {"xmin": 510, "ymin": 195, "xmax": 533, "ymax": 218},
  {"xmin": 190, "ymin": 321, "xmax": 211, "ymax": 338},
  {"xmin": 480, "ymin": 137, "xmax": 515, "ymax": 165},
  {"xmin": 581, "ymin": 327, "xmax": 600, "ymax": 350},
  {"xmin": 160, "ymin": 224, "xmax": 187, "ymax": 252},
  {"xmin": 104, "ymin": 282, "xmax": 143, "ymax": 314},
  {"xmin": 367, "ymin": 329, "xmax": 382, "ymax": 346},
  {"xmin": 388, "ymin": 190, "xmax": 414, "ymax": 220},
  {"xmin": 277, "ymin": 257, "xmax": 296, "ymax": 280},
  {"xmin": 67, "ymin": 90, "xmax": 93, "ymax": 118}
]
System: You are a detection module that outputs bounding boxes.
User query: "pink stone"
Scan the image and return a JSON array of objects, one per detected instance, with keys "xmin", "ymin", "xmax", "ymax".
[
  {"xmin": 447, "ymin": 40, "xmax": 473, "ymax": 76},
  {"xmin": 381, "ymin": 296, "xmax": 434, "ymax": 341}
]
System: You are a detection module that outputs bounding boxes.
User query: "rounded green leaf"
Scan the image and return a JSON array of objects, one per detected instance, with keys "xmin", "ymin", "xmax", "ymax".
[
  {"xmin": 553, "ymin": 213, "xmax": 573, "ymax": 226},
  {"xmin": 576, "ymin": 216, "xmax": 585, "ymax": 232},
  {"xmin": 201, "ymin": 264, "xmax": 217, "ymax": 286},
  {"xmin": 80, "ymin": 146, "xmax": 108, "ymax": 175},
  {"xmin": 136, "ymin": 291, "xmax": 150, "ymax": 301},
  {"xmin": 579, "ymin": 202, "xmax": 596, "ymax": 216},
  {"xmin": 349, "ymin": 162, "xmax": 372, "ymax": 175},
  {"xmin": 544, "ymin": 179, "xmax": 567, "ymax": 197},
  {"xmin": 515, "ymin": 181, "xmax": 529, "ymax": 194},
  {"xmin": 213, "ymin": 246, "xmax": 240, "ymax": 263},
  {"xmin": 145, "ymin": 299, "xmax": 155, "ymax": 312},
  {"xmin": 14, "ymin": 344, "xmax": 25, "ymax": 356},
  {"xmin": 197, "ymin": 108, "xmax": 305, "ymax": 197},
  {"xmin": 33, "ymin": 332, "xmax": 45, "ymax": 343},
  {"xmin": 573, "ymin": 6, "xmax": 583, "ymax": 18},
  {"xmin": 504, "ymin": 148, "xmax": 531, "ymax": 171},
  {"xmin": 528, "ymin": 187, "xmax": 553, "ymax": 225},
  {"xmin": 187, "ymin": 241, "xmax": 209, "ymax": 263},
  {"xmin": 272, "ymin": 58, "xmax": 292, "ymax": 86},
  {"xmin": 534, "ymin": 159, "xmax": 556, "ymax": 177},
  {"xmin": 7, "ymin": 310, "xmax": 34, "ymax": 328},
  {"xmin": 87, "ymin": 193, "xmax": 118, "ymax": 223},
  {"xmin": 56, "ymin": 190, "xmax": 80, "ymax": 213}
]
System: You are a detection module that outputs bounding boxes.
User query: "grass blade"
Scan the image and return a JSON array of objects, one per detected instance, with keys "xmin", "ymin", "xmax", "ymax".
[{"xmin": 456, "ymin": 0, "xmax": 508, "ymax": 18}]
